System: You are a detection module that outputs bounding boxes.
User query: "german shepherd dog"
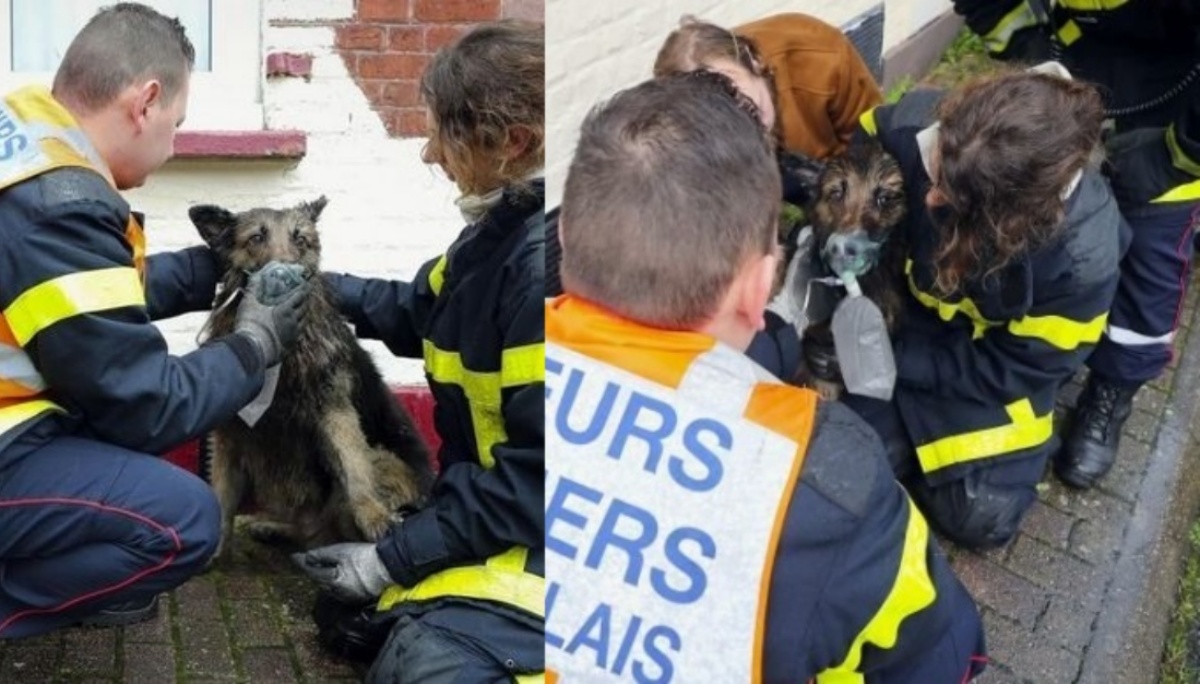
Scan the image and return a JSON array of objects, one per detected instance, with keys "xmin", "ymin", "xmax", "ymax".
[
  {"xmin": 779, "ymin": 140, "xmax": 908, "ymax": 393},
  {"xmin": 191, "ymin": 197, "xmax": 433, "ymax": 557}
]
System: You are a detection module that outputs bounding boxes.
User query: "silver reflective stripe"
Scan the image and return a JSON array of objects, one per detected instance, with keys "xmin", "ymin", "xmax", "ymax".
[
  {"xmin": 25, "ymin": 122, "xmax": 109, "ymax": 174},
  {"xmin": 0, "ymin": 343, "xmax": 45, "ymax": 392},
  {"xmin": 1105, "ymin": 324, "xmax": 1175, "ymax": 346}
]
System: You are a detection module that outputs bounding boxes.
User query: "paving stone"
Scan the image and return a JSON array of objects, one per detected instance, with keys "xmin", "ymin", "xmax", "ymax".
[
  {"xmin": 974, "ymin": 666, "xmax": 1025, "ymax": 684},
  {"xmin": 1036, "ymin": 595, "xmax": 1098, "ymax": 654},
  {"xmin": 1068, "ymin": 491, "xmax": 1133, "ymax": 568},
  {"xmin": 241, "ymin": 648, "xmax": 299, "ymax": 683},
  {"xmin": 121, "ymin": 601, "xmax": 172, "ymax": 643},
  {"xmin": 1007, "ymin": 537, "xmax": 1105, "ymax": 612},
  {"xmin": 1123, "ymin": 408, "xmax": 1161, "ymax": 446},
  {"xmin": 1133, "ymin": 385, "xmax": 1168, "ymax": 418},
  {"xmin": 121, "ymin": 642, "xmax": 176, "ymax": 684},
  {"xmin": 1, "ymin": 643, "xmax": 60, "ymax": 681},
  {"xmin": 1095, "ymin": 438, "xmax": 1152, "ymax": 504},
  {"xmin": 173, "ymin": 575, "xmax": 224, "ymax": 623},
  {"xmin": 177, "ymin": 616, "xmax": 236, "ymax": 679},
  {"xmin": 62, "ymin": 627, "xmax": 118, "ymax": 676},
  {"xmin": 290, "ymin": 627, "xmax": 360, "ymax": 680},
  {"xmin": 954, "ymin": 551, "xmax": 1049, "ymax": 629},
  {"xmin": 1019, "ymin": 500, "xmax": 1076, "ymax": 551},
  {"xmin": 228, "ymin": 599, "xmax": 286, "ymax": 648},
  {"xmin": 221, "ymin": 571, "xmax": 269, "ymax": 600},
  {"xmin": 1149, "ymin": 366, "xmax": 1176, "ymax": 393}
]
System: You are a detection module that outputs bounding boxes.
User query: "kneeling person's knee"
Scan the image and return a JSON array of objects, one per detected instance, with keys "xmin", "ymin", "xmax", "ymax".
[{"xmin": 916, "ymin": 477, "xmax": 1036, "ymax": 549}]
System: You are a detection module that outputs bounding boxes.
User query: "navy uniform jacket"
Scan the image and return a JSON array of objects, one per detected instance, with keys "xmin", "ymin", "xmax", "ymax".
[
  {"xmin": 864, "ymin": 91, "xmax": 1127, "ymax": 484},
  {"xmin": 327, "ymin": 182, "xmax": 544, "ymax": 640},
  {"xmin": 0, "ymin": 166, "xmax": 265, "ymax": 464}
]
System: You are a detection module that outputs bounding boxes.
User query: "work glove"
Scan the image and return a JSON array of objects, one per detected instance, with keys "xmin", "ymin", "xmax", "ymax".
[
  {"xmin": 232, "ymin": 270, "xmax": 310, "ymax": 367},
  {"xmin": 292, "ymin": 543, "xmax": 394, "ymax": 604}
]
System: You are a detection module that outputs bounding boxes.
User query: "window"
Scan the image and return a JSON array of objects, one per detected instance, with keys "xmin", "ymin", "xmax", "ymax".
[{"xmin": 0, "ymin": 0, "xmax": 262, "ymax": 130}]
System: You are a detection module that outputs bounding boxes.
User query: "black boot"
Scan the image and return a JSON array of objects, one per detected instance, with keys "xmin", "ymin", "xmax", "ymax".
[
  {"xmin": 77, "ymin": 594, "xmax": 159, "ymax": 627},
  {"xmin": 1055, "ymin": 375, "xmax": 1140, "ymax": 489}
]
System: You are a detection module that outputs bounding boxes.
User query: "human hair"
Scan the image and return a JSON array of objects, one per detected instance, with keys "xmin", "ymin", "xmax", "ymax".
[
  {"xmin": 52, "ymin": 2, "xmax": 195, "ymax": 112},
  {"xmin": 420, "ymin": 19, "xmax": 544, "ymax": 195},
  {"xmin": 929, "ymin": 71, "xmax": 1105, "ymax": 295},
  {"xmin": 560, "ymin": 71, "xmax": 781, "ymax": 328},
  {"xmin": 653, "ymin": 15, "xmax": 767, "ymax": 80}
]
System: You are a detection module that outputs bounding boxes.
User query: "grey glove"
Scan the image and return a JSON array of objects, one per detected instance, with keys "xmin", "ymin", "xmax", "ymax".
[
  {"xmin": 292, "ymin": 543, "xmax": 394, "ymax": 603},
  {"xmin": 233, "ymin": 278, "xmax": 309, "ymax": 367}
]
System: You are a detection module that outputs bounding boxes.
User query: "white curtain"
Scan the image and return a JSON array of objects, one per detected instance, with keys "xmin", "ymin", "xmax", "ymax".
[{"xmin": 12, "ymin": 0, "xmax": 211, "ymax": 71}]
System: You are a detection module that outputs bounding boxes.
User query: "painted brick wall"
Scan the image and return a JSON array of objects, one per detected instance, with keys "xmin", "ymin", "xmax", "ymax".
[
  {"xmin": 545, "ymin": 0, "xmax": 944, "ymax": 209},
  {"xmin": 130, "ymin": 0, "xmax": 538, "ymax": 386}
]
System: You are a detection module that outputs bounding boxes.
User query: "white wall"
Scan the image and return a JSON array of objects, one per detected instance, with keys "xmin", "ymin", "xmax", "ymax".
[
  {"xmin": 883, "ymin": 0, "xmax": 953, "ymax": 55},
  {"xmin": 123, "ymin": 3, "xmax": 464, "ymax": 387}
]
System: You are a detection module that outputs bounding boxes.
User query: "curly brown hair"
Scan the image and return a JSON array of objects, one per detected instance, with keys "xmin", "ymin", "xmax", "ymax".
[
  {"xmin": 928, "ymin": 71, "xmax": 1105, "ymax": 295},
  {"xmin": 420, "ymin": 20, "xmax": 543, "ymax": 195}
]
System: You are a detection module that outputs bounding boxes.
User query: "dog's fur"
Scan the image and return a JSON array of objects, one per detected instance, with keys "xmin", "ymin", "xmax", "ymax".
[
  {"xmin": 191, "ymin": 197, "xmax": 433, "ymax": 556},
  {"xmin": 780, "ymin": 141, "xmax": 908, "ymax": 392}
]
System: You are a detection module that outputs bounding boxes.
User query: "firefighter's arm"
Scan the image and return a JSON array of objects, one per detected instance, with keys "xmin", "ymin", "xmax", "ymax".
[
  {"xmin": 17, "ymin": 197, "xmax": 266, "ymax": 453},
  {"xmin": 374, "ymin": 288, "xmax": 544, "ymax": 586},
  {"xmin": 143, "ymin": 246, "xmax": 220, "ymax": 320},
  {"xmin": 894, "ymin": 278, "xmax": 1113, "ymax": 404},
  {"xmin": 953, "ymin": 0, "xmax": 1049, "ymax": 60},
  {"xmin": 773, "ymin": 404, "xmax": 984, "ymax": 679},
  {"xmin": 322, "ymin": 254, "xmax": 442, "ymax": 359}
]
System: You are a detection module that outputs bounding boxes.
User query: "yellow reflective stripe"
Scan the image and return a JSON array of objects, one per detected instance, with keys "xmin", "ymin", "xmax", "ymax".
[
  {"xmin": 6, "ymin": 86, "xmax": 77, "ymax": 128},
  {"xmin": 376, "ymin": 546, "xmax": 544, "ymax": 617},
  {"xmin": 1057, "ymin": 19, "xmax": 1083, "ymax": 46},
  {"xmin": 423, "ymin": 340, "xmax": 544, "ymax": 468},
  {"xmin": 1166, "ymin": 124, "xmax": 1200, "ymax": 178},
  {"xmin": 126, "ymin": 217, "xmax": 146, "ymax": 279},
  {"xmin": 0, "ymin": 398, "xmax": 64, "ymax": 436},
  {"xmin": 428, "ymin": 254, "xmax": 448, "ymax": 296},
  {"xmin": 1008, "ymin": 312, "xmax": 1107, "ymax": 350},
  {"xmin": 982, "ymin": 1, "xmax": 1042, "ymax": 55},
  {"xmin": 1153, "ymin": 179, "xmax": 1200, "ymax": 204},
  {"xmin": 816, "ymin": 497, "xmax": 936, "ymax": 683},
  {"xmin": 916, "ymin": 398, "xmax": 1054, "ymax": 473},
  {"xmin": 4, "ymin": 268, "xmax": 145, "ymax": 346},
  {"xmin": 1057, "ymin": 0, "xmax": 1129, "ymax": 8},
  {"xmin": 513, "ymin": 674, "xmax": 544, "ymax": 684},
  {"xmin": 858, "ymin": 107, "xmax": 878, "ymax": 137},
  {"xmin": 905, "ymin": 260, "xmax": 995, "ymax": 338}
]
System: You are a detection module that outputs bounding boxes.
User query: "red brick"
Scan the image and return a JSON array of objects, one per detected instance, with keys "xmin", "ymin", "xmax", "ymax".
[
  {"xmin": 384, "ymin": 108, "xmax": 428, "ymax": 138},
  {"xmin": 359, "ymin": 0, "xmax": 409, "ymax": 22},
  {"xmin": 380, "ymin": 81, "xmax": 420, "ymax": 108},
  {"xmin": 414, "ymin": 0, "xmax": 500, "ymax": 22},
  {"xmin": 388, "ymin": 26, "xmax": 424, "ymax": 52},
  {"xmin": 360, "ymin": 80, "xmax": 386, "ymax": 103},
  {"xmin": 502, "ymin": 0, "xmax": 542, "ymax": 21},
  {"xmin": 358, "ymin": 53, "xmax": 427, "ymax": 80},
  {"xmin": 426, "ymin": 25, "xmax": 467, "ymax": 52},
  {"xmin": 336, "ymin": 24, "xmax": 385, "ymax": 51}
]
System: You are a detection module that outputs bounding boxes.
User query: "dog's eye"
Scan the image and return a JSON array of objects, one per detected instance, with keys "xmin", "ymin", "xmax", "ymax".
[
  {"xmin": 293, "ymin": 233, "xmax": 309, "ymax": 248},
  {"xmin": 246, "ymin": 232, "xmax": 265, "ymax": 246},
  {"xmin": 875, "ymin": 190, "xmax": 901, "ymax": 207},
  {"xmin": 827, "ymin": 181, "xmax": 846, "ymax": 202}
]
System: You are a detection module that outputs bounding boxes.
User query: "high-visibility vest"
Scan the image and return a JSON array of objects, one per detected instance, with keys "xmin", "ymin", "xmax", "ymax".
[
  {"xmin": 544, "ymin": 295, "xmax": 817, "ymax": 683},
  {"xmin": 0, "ymin": 85, "xmax": 146, "ymax": 444}
]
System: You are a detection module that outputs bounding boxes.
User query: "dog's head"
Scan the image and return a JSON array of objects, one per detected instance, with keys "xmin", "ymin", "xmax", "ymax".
[
  {"xmin": 781, "ymin": 142, "xmax": 906, "ymax": 276},
  {"xmin": 190, "ymin": 197, "xmax": 327, "ymax": 285}
]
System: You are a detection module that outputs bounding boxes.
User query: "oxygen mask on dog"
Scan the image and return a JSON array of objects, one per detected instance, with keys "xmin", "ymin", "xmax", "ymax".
[
  {"xmin": 820, "ymin": 230, "xmax": 885, "ymax": 280},
  {"xmin": 236, "ymin": 261, "xmax": 312, "ymax": 427}
]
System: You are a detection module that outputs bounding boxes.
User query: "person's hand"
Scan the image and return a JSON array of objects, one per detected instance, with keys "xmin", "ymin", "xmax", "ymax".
[
  {"xmin": 292, "ymin": 543, "xmax": 394, "ymax": 604},
  {"xmin": 233, "ymin": 279, "xmax": 309, "ymax": 366}
]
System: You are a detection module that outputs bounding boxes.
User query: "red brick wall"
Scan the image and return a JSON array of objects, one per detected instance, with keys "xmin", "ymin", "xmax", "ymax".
[{"xmin": 327, "ymin": 0, "xmax": 543, "ymax": 137}]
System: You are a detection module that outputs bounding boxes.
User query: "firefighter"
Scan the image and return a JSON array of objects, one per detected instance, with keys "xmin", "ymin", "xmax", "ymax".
[
  {"xmin": 953, "ymin": 0, "xmax": 1200, "ymax": 488},
  {"xmin": 291, "ymin": 21, "xmax": 545, "ymax": 684},
  {"xmin": 547, "ymin": 71, "xmax": 986, "ymax": 683},
  {"xmin": 844, "ymin": 69, "xmax": 1127, "ymax": 548},
  {"xmin": 0, "ymin": 3, "xmax": 307, "ymax": 638}
]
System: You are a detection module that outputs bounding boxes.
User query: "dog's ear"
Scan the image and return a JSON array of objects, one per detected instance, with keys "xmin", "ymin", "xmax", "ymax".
[
  {"xmin": 778, "ymin": 151, "xmax": 825, "ymax": 207},
  {"xmin": 188, "ymin": 205, "xmax": 239, "ymax": 248},
  {"xmin": 302, "ymin": 196, "xmax": 329, "ymax": 223}
]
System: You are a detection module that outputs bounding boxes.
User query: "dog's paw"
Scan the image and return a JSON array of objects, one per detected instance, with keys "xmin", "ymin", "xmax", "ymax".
[{"xmin": 353, "ymin": 500, "xmax": 393, "ymax": 541}]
